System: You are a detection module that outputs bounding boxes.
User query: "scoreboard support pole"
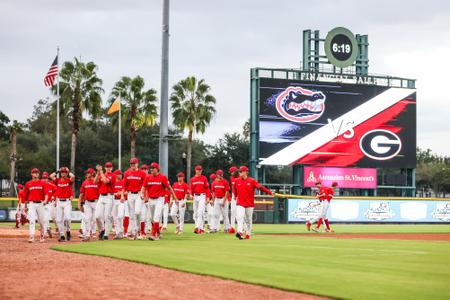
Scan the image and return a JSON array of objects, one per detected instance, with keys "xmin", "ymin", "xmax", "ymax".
[{"xmin": 250, "ymin": 68, "xmax": 259, "ymax": 179}]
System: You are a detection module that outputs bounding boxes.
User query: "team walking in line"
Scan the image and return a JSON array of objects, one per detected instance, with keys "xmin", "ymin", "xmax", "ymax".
[{"xmin": 16, "ymin": 158, "xmax": 275, "ymax": 243}]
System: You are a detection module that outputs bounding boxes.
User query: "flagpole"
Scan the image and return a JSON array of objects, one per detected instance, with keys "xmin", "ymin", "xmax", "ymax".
[
  {"xmin": 118, "ymin": 95, "xmax": 122, "ymax": 171},
  {"xmin": 56, "ymin": 46, "xmax": 60, "ymax": 171}
]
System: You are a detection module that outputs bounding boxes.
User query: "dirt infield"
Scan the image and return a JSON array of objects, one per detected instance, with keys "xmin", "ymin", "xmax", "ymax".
[
  {"xmin": 263, "ymin": 233, "xmax": 450, "ymax": 241},
  {"xmin": 0, "ymin": 228, "xmax": 325, "ymax": 300}
]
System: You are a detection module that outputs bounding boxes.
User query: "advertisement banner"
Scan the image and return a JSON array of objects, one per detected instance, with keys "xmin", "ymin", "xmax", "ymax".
[
  {"xmin": 304, "ymin": 166, "xmax": 377, "ymax": 189},
  {"xmin": 288, "ymin": 198, "xmax": 450, "ymax": 223},
  {"xmin": 258, "ymin": 78, "xmax": 416, "ymax": 168}
]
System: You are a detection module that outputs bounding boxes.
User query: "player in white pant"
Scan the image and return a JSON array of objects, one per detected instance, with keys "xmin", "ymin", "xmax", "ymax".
[
  {"xmin": 41, "ymin": 171, "xmax": 56, "ymax": 238},
  {"xmin": 112, "ymin": 170, "xmax": 126, "ymax": 239},
  {"xmin": 190, "ymin": 165, "xmax": 209, "ymax": 234},
  {"xmin": 138, "ymin": 164, "xmax": 149, "ymax": 238},
  {"xmin": 307, "ymin": 182, "xmax": 338, "ymax": 233},
  {"xmin": 228, "ymin": 166, "xmax": 238, "ymax": 234},
  {"xmin": 78, "ymin": 168, "xmax": 99, "ymax": 241},
  {"xmin": 95, "ymin": 162, "xmax": 116, "ymax": 240},
  {"xmin": 50, "ymin": 167, "xmax": 75, "ymax": 242},
  {"xmin": 161, "ymin": 190, "xmax": 170, "ymax": 230},
  {"xmin": 142, "ymin": 162, "xmax": 178, "ymax": 241},
  {"xmin": 234, "ymin": 166, "xmax": 273, "ymax": 240},
  {"xmin": 15, "ymin": 184, "xmax": 27, "ymax": 229},
  {"xmin": 23, "ymin": 168, "xmax": 47, "ymax": 243},
  {"xmin": 170, "ymin": 172, "xmax": 189, "ymax": 234},
  {"xmin": 210, "ymin": 170, "xmax": 230, "ymax": 233}
]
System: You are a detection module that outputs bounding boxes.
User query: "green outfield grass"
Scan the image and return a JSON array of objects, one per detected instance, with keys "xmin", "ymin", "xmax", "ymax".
[{"xmin": 49, "ymin": 224, "xmax": 450, "ymax": 300}]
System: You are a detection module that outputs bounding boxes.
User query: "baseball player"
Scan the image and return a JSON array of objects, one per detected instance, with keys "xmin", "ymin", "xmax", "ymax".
[
  {"xmin": 78, "ymin": 168, "xmax": 99, "ymax": 241},
  {"xmin": 323, "ymin": 182, "xmax": 338, "ymax": 232},
  {"xmin": 210, "ymin": 170, "xmax": 230, "ymax": 233},
  {"xmin": 141, "ymin": 162, "xmax": 177, "ymax": 241},
  {"xmin": 139, "ymin": 164, "xmax": 149, "ymax": 238},
  {"xmin": 306, "ymin": 181, "xmax": 328, "ymax": 232},
  {"xmin": 233, "ymin": 166, "xmax": 272, "ymax": 240},
  {"xmin": 206, "ymin": 173, "xmax": 216, "ymax": 231},
  {"xmin": 112, "ymin": 169, "xmax": 126, "ymax": 239},
  {"xmin": 95, "ymin": 162, "xmax": 116, "ymax": 240},
  {"xmin": 50, "ymin": 167, "xmax": 75, "ymax": 242},
  {"xmin": 15, "ymin": 184, "xmax": 27, "ymax": 229},
  {"xmin": 228, "ymin": 166, "xmax": 238, "ymax": 234},
  {"xmin": 170, "ymin": 172, "xmax": 189, "ymax": 234},
  {"xmin": 190, "ymin": 165, "xmax": 209, "ymax": 234},
  {"xmin": 41, "ymin": 171, "xmax": 56, "ymax": 238},
  {"xmin": 23, "ymin": 168, "xmax": 48, "ymax": 242},
  {"xmin": 161, "ymin": 189, "xmax": 170, "ymax": 231},
  {"xmin": 121, "ymin": 158, "xmax": 146, "ymax": 240}
]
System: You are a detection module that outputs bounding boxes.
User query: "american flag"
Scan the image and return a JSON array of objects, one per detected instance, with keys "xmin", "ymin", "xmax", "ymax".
[{"xmin": 44, "ymin": 56, "xmax": 58, "ymax": 87}]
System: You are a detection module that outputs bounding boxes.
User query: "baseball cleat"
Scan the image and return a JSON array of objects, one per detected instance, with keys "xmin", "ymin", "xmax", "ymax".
[
  {"xmin": 311, "ymin": 227, "xmax": 319, "ymax": 233},
  {"xmin": 306, "ymin": 222, "xmax": 311, "ymax": 231},
  {"xmin": 325, "ymin": 229, "xmax": 335, "ymax": 233},
  {"xmin": 147, "ymin": 235, "xmax": 159, "ymax": 241},
  {"xmin": 58, "ymin": 235, "xmax": 65, "ymax": 242},
  {"xmin": 103, "ymin": 235, "xmax": 109, "ymax": 240},
  {"xmin": 161, "ymin": 227, "xmax": 167, "ymax": 231},
  {"xmin": 235, "ymin": 232, "xmax": 244, "ymax": 240},
  {"xmin": 194, "ymin": 228, "xmax": 199, "ymax": 234},
  {"xmin": 66, "ymin": 231, "xmax": 71, "ymax": 241},
  {"xmin": 229, "ymin": 227, "xmax": 236, "ymax": 234},
  {"xmin": 28, "ymin": 236, "xmax": 34, "ymax": 243},
  {"xmin": 245, "ymin": 234, "xmax": 251, "ymax": 240},
  {"xmin": 99, "ymin": 230, "xmax": 105, "ymax": 240},
  {"xmin": 82, "ymin": 237, "xmax": 90, "ymax": 242}
]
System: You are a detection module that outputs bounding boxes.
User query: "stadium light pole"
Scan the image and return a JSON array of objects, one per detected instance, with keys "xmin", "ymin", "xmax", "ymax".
[{"xmin": 159, "ymin": 0, "xmax": 170, "ymax": 176}]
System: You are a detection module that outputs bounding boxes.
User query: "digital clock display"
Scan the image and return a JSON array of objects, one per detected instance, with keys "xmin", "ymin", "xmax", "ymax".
[
  {"xmin": 330, "ymin": 34, "xmax": 352, "ymax": 61},
  {"xmin": 324, "ymin": 27, "xmax": 358, "ymax": 68}
]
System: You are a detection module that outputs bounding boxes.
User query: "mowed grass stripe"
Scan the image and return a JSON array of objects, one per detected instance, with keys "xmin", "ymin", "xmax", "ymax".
[{"xmin": 53, "ymin": 225, "xmax": 450, "ymax": 300}]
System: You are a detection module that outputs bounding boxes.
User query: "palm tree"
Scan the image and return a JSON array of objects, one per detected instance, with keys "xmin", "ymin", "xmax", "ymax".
[
  {"xmin": 170, "ymin": 76, "xmax": 216, "ymax": 181},
  {"xmin": 52, "ymin": 58, "xmax": 103, "ymax": 171},
  {"xmin": 110, "ymin": 76, "xmax": 158, "ymax": 158},
  {"xmin": 9, "ymin": 120, "xmax": 24, "ymax": 196}
]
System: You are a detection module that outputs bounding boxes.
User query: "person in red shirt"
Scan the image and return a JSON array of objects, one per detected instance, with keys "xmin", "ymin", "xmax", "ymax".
[
  {"xmin": 23, "ymin": 168, "xmax": 48, "ymax": 242},
  {"xmin": 211, "ymin": 170, "xmax": 230, "ymax": 233},
  {"xmin": 228, "ymin": 166, "xmax": 239, "ymax": 234},
  {"xmin": 312, "ymin": 182, "xmax": 338, "ymax": 233},
  {"xmin": 78, "ymin": 168, "xmax": 99, "ymax": 241},
  {"xmin": 15, "ymin": 184, "xmax": 27, "ymax": 229},
  {"xmin": 190, "ymin": 165, "xmax": 209, "ymax": 234},
  {"xmin": 41, "ymin": 172, "xmax": 56, "ymax": 238},
  {"xmin": 112, "ymin": 169, "xmax": 126, "ymax": 239},
  {"xmin": 306, "ymin": 181, "xmax": 328, "ymax": 232},
  {"xmin": 233, "ymin": 166, "xmax": 272, "ymax": 240},
  {"xmin": 170, "ymin": 172, "xmax": 190, "ymax": 234},
  {"xmin": 50, "ymin": 167, "xmax": 75, "ymax": 242},
  {"xmin": 94, "ymin": 162, "xmax": 116, "ymax": 240},
  {"xmin": 161, "ymin": 189, "xmax": 171, "ymax": 231},
  {"xmin": 206, "ymin": 173, "xmax": 216, "ymax": 231},
  {"xmin": 121, "ymin": 157, "xmax": 147, "ymax": 240},
  {"xmin": 141, "ymin": 162, "xmax": 177, "ymax": 241},
  {"xmin": 139, "ymin": 164, "xmax": 149, "ymax": 237}
]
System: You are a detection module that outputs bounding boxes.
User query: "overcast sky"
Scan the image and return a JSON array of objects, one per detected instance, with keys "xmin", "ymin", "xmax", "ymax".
[{"xmin": 1, "ymin": 0, "xmax": 450, "ymax": 155}]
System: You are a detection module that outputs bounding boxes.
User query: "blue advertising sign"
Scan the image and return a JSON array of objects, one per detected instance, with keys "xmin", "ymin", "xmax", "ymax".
[{"xmin": 288, "ymin": 198, "xmax": 450, "ymax": 223}]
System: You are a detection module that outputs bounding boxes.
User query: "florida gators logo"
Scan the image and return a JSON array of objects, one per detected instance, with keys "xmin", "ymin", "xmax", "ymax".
[{"xmin": 275, "ymin": 87, "xmax": 326, "ymax": 123}]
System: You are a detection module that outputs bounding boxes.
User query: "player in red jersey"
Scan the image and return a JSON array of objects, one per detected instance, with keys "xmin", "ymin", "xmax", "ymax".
[
  {"xmin": 233, "ymin": 166, "xmax": 272, "ymax": 240},
  {"xmin": 228, "ymin": 166, "xmax": 238, "ymax": 234},
  {"xmin": 23, "ymin": 168, "xmax": 49, "ymax": 242},
  {"xmin": 78, "ymin": 168, "xmax": 99, "ymax": 241},
  {"xmin": 111, "ymin": 169, "xmax": 126, "ymax": 239},
  {"xmin": 15, "ymin": 184, "xmax": 27, "ymax": 228},
  {"xmin": 50, "ymin": 167, "xmax": 75, "ymax": 242},
  {"xmin": 211, "ymin": 170, "xmax": 230, "ymax": 233},
  {"xmin": 121, "ymin": 158, "xmax": 147, "ymax": 240},
  {"xmin": 306, "ymin": 181, "xmax": 328, "ymax": 232},
  {"xmin": 170, "ymin": 172, "xmax": 190, "ymax": 234},
  {"xmin": 190, "ymin": 165, "xmax": 209, "ymax": 234},
  {"xmin": 41, "ymin": 171, "xmax": 56, "ymax": 238},
  {"xmin": 322, "ymin": 182, "xmax": 338, "ymax": 232},
  {"xmin": 94, "ymin": 162, "xmax": 116, "ymax": 240},
  {"xmin": 141, "ymin": 162, "xmax": 177, "ymax": 241}
]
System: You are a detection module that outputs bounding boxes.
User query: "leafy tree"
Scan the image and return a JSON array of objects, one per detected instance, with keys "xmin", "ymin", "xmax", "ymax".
[
  {"xmin": 52, "ymin": 58, "xmax": 103, "ymax": 171},
  {"xmin": 109, "ymin": 76, "xmax": 158, "ymax": 158},
  {"xmin": 170, "ymin": 76, "xmax": 216, "ymax": 180},
  {"xmin": 0, "ymin": 111, "xmax": 10, "ymax": 141},
  {"xmin": 8, "ymin": 120, "xmax": 25, "ymax": 196}
]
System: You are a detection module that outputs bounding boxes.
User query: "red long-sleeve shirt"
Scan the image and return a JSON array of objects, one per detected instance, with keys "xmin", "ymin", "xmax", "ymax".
[
  {"xmin": 80, "ymin": 179, "xmax": 99, "ymax": 201},
  {"xmin": 23, "ymin": 180, "xmax": 48, "ymax": 202},
  {"xmin": 172, "ymin": 182, "xmax": 189, "ymax": 200},
  {"xmin": 123, "ymin": 169, "xmax": 146, "ymax": 192},
  {"xmin": 53, "ymin": 177, "xmax": 74, "ymax": 199},
  {"xmin": 233, "ymin": 177, "xmax": 272, "ymax": 207},
  {"xmin": 98, "ymin": 172, "xmax": 116, "ymax": 194},
  {"xmin": 211, "ymin": 179, "xmax": 229, "ymax": 198},
  {"xmin": 143, "ymin": 173, "xmax": 170, "ymax": 198},
  {"xmin": 190, "ymin": 175, "xmax": 209, "ymax": 194}
]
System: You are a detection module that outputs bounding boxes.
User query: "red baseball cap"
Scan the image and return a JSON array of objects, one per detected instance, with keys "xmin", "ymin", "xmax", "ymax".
[
  {"xmin": 177, "ymin": 172, "xmax": 185, "ymax": 178},
  {"xmin": 114, "ymin": 170, "xmax": 122, "ymax": 175},
  {"xmin": 195, "ymin": 165, "xmax": 202, "ymax": 171},
  {"xmin": 216, "ymin": 170, "xmax": 223, "ymax": 176},
  {"xmin": 239, "ymin": 166, "xmax": 249, "ymax": 172},
  {"xmin": 332, "ymin": 182, "xmax": 338, "ymax": 187},
  {"xmin": 209, "ymin": 173, "xmax": 216, "ymax": 180},
  {"xmin": 105, "ymin": 162, "xmax": 113, "ymax": 168},
  {"xmin": 130, "ymin": 157, "xmax": 139, "ymax": 164},
  {"xmin": 17, "ymin": 184, "xmax": 24, "ymax": 189},
  {"xmin": 31, "ymin": 168, "xmax": 39, "ymax": 174},
  {"xmin": 42, "ymin": 172, "xmax": 49, "ymax": 178},
  {"xmin": 315, "ymin": 181, "xmax": 322, "ymax": 185},
  {"xmin": 85, "ymin": 168, "xmax": 95, "ymax": 174},
  {"xmin": 60, "ymin": 167, "xmax": 69, "ymax": 173},
  {"xmin": 229, "ymin": 166, "xmax": 237, "ymax": 173},
  {"xmin": 150, "ymin": 162, "xmax": 159, "ymax": 169},
  {"xmin": 140, "ymin": 164, "xmax": 148, "ymax": 170}
]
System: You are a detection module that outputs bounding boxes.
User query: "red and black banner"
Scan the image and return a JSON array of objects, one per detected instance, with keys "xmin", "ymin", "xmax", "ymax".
[{"xmin": 259, "ymin": 78, "xmax": 416, "ymax": 168}]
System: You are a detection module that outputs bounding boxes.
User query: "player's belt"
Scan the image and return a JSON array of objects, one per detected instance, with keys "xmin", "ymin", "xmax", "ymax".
[
  {"xmin": 129, "ymin": 191, "xmax": 139, "ymax": 194},
  {"xmin": 149, "ymin": 197, "xmax": 160, "ymax": 200},
  {"xmin": 101, "ymin": 193, "xmax": 112, "ymax": 196},
  {"xmin": 194, "ymin": 193, "xmax": 204, "ymax": 196},
  {"xmin": 58, "ymin": 199, "xmax": 69, "ymax": 201},
  {"xmin": 31, "ymin": 201, "xmax": 43, "ymax": 203},
  {"xmin": 86, "ymin": 200, "xmax": 96, "ymax": 202}
]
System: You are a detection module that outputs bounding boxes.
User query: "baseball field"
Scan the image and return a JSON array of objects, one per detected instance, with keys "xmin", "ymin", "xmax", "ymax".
[{"xmin": 39, "ymin": 224, "xmax": 450, "ymax": 300}]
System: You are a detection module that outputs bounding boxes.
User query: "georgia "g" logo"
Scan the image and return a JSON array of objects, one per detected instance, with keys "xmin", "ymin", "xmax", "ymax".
[{"xmin": 359, "ymin": 129, "xmax": 402, "ymax": 160}]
